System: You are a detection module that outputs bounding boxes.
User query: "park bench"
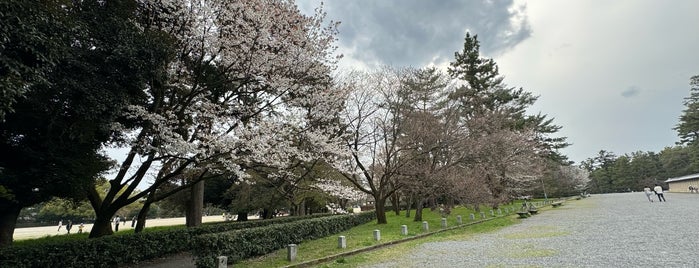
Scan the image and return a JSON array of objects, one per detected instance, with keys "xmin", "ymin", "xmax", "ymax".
[
  {"xmin": 552, "ymin": 201, "xmax": 563, "ymax": 207},
  {"xmin": 516, "ymin": 211, "xmax": 530, "ymax": 218},
  {"xmin": 528, "ymin": 208, "xmax": 538, "ymax": 214}
]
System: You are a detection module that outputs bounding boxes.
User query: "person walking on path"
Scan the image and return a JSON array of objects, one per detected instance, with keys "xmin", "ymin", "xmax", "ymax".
[
  {"xmin": 66, "ymin": 220, "xmax": 73, "ymax": 234},
  {"xmin": 57, "ymin": 219, "xmax": 63, "ymax": 232},
  {"xmin": 654, "ymin": 184, "xmax": 666, "ymax": 202},
  {"xmin": 113, "ymin": 215, "xmax": 121, "ymax": 232},
  {"xmin": 78, "ymin": 223, "xmax": 84, "ymax": 234},
  {"xmin": 643, "ymin": 186, "xmax": 654, "ymax": 202}
]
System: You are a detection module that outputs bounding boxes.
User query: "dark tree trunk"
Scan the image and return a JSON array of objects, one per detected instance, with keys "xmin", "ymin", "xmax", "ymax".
[
  {"xmin": 0, "ymin": 205, "xmax": 21, "ymax": 247},
  {"xmin": 89, "ymin": 214, "xmax": 114, "ymax": 238},
  {"xmin": 297, "ymin": 200, "xmax": 306, "ymax": 216},
  {"xmin": 375, "ymin": 197, "xmax": 387, "ymax": 224},
  {"xmin": 236, "ymin": 212, "xmax": 248, "ymax": 221},
  {"xmin": 185, "ymin": 180, "xmax": 204, "ymax": 227},
  {"xmin": 134, "ymin": 202, "xmax": 150, "ymax": 233},
  {"xmin": 262, "ymin": 208, "xmax": 274, "ymax": 219},
  {"xmin": 413, "ymin": 199, "xmax": 425, "ymax": 222},
  {"xmin": 339, "ymin": 198, "xmax": 348, "ymax": 211},
  {"xmin": 405, "ymin": 195, "xmax": 413, "ymax": 218},
  {"xmin": 390, "ymin": 192, "xmax": 400, "ymax": 215}
]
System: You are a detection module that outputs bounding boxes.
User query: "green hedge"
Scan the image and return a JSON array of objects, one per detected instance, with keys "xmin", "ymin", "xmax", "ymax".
[
  {"xmin": 0, "ymin": 213, "xmax": 335, "ymax": 267},
  {"xmin": 192, "ymin": 212, "xmax": 376, "ymax": 268}
]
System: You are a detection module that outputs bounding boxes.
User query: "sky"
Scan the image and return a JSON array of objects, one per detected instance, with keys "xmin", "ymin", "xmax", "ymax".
[{"xmin": 296, "ymin": 0, "xmax": 699, "ymax": 164}]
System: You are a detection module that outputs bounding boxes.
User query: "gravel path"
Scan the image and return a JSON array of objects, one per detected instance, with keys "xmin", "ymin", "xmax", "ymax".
[{"xmin": 365, "ymin": 192, "xmax": 699, "ymax": 268}]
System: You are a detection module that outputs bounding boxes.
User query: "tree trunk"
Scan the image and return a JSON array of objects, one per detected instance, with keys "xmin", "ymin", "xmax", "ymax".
[
  {"xmin": 390, "ymin": 192, "xmax": 400, "ymax": 215},
  {"xmin": 0, "ymin": 205, "xmax": 21, "ymax": 247},
  {"xmin": 428, "ymin": 198, "xmax": 437, "ymax": 211},
  {"xmin": 134, "ymin": 202, "xmax": 151, "ymax": 233},
  {"xmin": 339, "ymin": 198, "xmax": 348, "ymax": 211},
  {"xmin": 297, "ymin": 200, "xmax": 306, "ymax": 216},
  {"xmin": 185, "ymin": 180, "xmax": 204, "ymax": 227},
  {"xmin": 262, "ymin": 208, "xmax": 274, "ymax": 219},
  {"xmin": 405, "ymin": 195, "xmax": 413, "ymax": 218},
  {"xmin": 89, "ymin": 214, "xmax": 114, "ymax": 238},
  {"xmin": 375, "ymin": 197, "xmax": 387, "ymax": 224},
  {"xmin": 236, "ymin": 212, "xmax": 248, "ymax": 221},
  {"xmin": 413, "ymin": 199, "xmax": 424, "ymax": 222}
]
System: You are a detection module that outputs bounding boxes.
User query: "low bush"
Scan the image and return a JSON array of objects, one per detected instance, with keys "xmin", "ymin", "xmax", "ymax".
[
  {"xmin": 192, "ymin": 212, "xmax": 376, "ymax": 268},
  {"xmin": 0, "ymin": 213, "xmax": 340, "ymax": 267}
]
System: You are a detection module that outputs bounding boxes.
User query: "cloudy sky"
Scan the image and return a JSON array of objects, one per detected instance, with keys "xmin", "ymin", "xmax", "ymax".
[{"xmin": 297, "ymin": 0, "xmax": 699, "ymax": 164}]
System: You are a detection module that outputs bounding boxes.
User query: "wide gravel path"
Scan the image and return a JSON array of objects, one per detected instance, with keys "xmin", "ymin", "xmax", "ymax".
[{"xmin": 365, "ymin": 192, "xmax": 699, "ymax": 268}]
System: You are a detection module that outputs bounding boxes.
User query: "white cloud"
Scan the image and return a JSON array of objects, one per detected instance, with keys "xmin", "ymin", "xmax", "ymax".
[{"xmin": 299, "ymin": 0, "xmax": 699, "ymax": 164}]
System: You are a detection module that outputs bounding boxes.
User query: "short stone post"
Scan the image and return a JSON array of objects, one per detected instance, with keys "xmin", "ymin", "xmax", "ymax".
[
  {"xmin": 217, "ymin": 256, "xmax": 227, "ymax": 268},
  {"xmin": 338, "ymin": 236, "xmax": 346, "ymax": 248},
  {"xmin": 480, "ymin": 212, "xmax": 486, "ymax": 219},
  {"xmin": 456, "ymin": 215, "xmax": 463, "ymax": 225},
  {"xmin": 422, "ymin": 221, "xmax": 429, "ymax": 231},
  {"xmin": 287, "ymin": 244, "xmax": 297, "ymax": 262},
  {"xmin": 498, "ymin": 208, "xmax": 502, "ymax": 215},
  {"xmin": 469, "ymin": 213, "xmax": 475, "ymax": 221},
  {"xmin": 441, "ymin": 218, "xmax": 447, "ymax": 228},
  {"xmin": 401, "ymin": 225, "xmax": 408, "ymax": 235},
  {"xmin": 373, "ymin": 229, "xmax": 381, "ymax": 241},
  {"xmin": 490, "ymin": 210, "xmax": 494, "ymax": 216}
]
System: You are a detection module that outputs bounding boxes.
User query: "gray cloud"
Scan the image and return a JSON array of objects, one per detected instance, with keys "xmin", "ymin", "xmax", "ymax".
[
  {"xmin": 319, "ymin": 0, "xmax": 532, "ymax": 67},
  {"xmin": 621, "ymin": 86, "xmax": 641, "ymax": 98}
]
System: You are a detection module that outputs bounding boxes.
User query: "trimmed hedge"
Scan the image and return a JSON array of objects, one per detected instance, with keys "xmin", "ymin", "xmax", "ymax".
[
  {"xmin": 0, "ymin": 213, "xmax": 335, "ymax": 267},
  {"xmin": 192, "ymin": 212, "xmax": 376, "ymax": 267}
]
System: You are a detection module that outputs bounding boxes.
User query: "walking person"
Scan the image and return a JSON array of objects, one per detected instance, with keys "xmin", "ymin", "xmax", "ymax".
[
  {"xmin": 654, "ymin": 184, "xmax": 666, "ymax": 202},
  {"xmin": 57, "ymin": 219, "xmax": 63, "ymax": 232},
  {"xmin": 113, "ymin": 215, "xmax": 121, "ymax": 232},
  {"xmin": 643, "ymin": 186, "xmax": 654, "ymax": 202},
  {"xmin": 78, "ymin": 223, "xmax": 84, "ymax": 234},
  {"xmin": 66, "ymin": 220, "xmax": 73, "ymax": 234},
  {"xmin": 131, "ymin": 216, "xmax": 136, "ymax": 228}
]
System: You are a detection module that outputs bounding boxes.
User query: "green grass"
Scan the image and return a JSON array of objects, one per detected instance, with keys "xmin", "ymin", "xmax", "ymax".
[{"xmin": 237, "ymin": 204, "xmax": 526, "ymax": 268}]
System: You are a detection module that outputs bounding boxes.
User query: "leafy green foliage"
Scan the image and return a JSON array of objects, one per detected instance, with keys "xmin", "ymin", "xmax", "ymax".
[
  {"xmin": 675, "ymin": 75, "xmax": 699, "ymax": 145},
  {"xmin": 0, "ymin": 214, "xmax": 339, "ymax": 267},
  {"xmin": 192, "ymin": 212, "xmax": 376, "ymax": 267}
]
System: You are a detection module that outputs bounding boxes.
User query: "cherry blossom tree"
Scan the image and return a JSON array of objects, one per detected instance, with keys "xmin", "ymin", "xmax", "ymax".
[
  {"xmin": 88, "ymin": 0, "xmax": 342, "ymax": 237},
  {"xmin": 336, "ymin": 68, "xmax": 420, "ymax": 224}
]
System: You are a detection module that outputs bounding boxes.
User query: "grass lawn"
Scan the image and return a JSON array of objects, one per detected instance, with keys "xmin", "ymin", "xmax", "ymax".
[{"xmin": 238, "ymin": 203, "xmax": 530, "ymax": 268}]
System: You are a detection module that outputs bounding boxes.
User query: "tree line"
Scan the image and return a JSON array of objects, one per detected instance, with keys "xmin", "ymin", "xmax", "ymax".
[
  {"xmin": 583, "ymin": 75, "xmax": 699, "ymax": 193},
  {"xmin": 1, "ymin": 0, "xmax": 583, "ymax": 247}
]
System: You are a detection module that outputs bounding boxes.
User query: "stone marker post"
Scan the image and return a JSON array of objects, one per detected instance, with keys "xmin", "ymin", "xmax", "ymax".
[
  {"xmin": 441, "ymin": 218, "xmax": 447, "ymax": 228},
  {"xmin": 480, "ymin": 212, "xmax": 486, "ymax": 219},
  {"xmin": 338, "ymin": 236, "xmax": 346, "ymax": 248},
  {"xmin": 287, "ymin": 244, "xmax": 297, "ymax": 261},
  {"xmin": 401, "ymin": 225, "xmax": 408, "ymax": 235},
  {"xmin": 456, "ymin": 215, "xmax": 462, "ymax": 225},
  {"xmin": 422, "ymin": 221, "xmax": 429, "ymax": 231},
  {"xmin": 490, "ymin": 210, "xmax": 494, "ymax": 216},
  {"xmin": 470, "ymin": 214, "xmax": 475, "ymax": 221},
  {"xmin": 217, "ymin": 256, "xmax": 227, "ymax": 268},
  {"xmin": 373, "ymin": 229, "xmax": 381, "ymax": 241},
  {"xmin": 498, "ymin": 208, "xmax": 502, "ymax": 215}
]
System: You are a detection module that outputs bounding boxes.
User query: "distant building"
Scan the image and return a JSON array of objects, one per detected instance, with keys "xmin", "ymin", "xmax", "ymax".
[{"xmin": 665, "ymin": 173, "xmax": 699, "ymax": 192}]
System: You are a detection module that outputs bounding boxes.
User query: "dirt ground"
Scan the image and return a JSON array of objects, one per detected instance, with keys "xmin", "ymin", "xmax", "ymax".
[{"xmin": 13, "ymin": 215, "xmax": 258, "ymax": 240}]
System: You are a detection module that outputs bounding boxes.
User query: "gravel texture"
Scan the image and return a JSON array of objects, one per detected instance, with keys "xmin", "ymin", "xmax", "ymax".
[{"xmin": 364, "ymin": 192, "xmax": 699, "ymax": 268}]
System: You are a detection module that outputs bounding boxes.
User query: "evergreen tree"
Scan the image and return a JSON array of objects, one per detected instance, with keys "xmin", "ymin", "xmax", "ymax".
[{"xmin": 675, "ymin": 75, "xmax": 699, "ymax": 145}]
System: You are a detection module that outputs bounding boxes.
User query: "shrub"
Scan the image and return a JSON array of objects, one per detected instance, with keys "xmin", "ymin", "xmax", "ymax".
[
  {"xmin": 192, "ymin": 212, "xmax": 376, "ymax": 268},
  {"xmin": 0, "ymin": 213, "xmax": 338, "ymax": 267}
]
